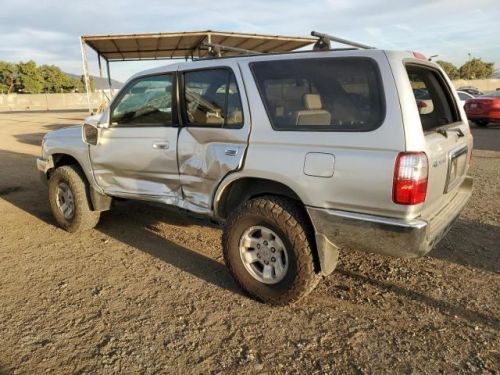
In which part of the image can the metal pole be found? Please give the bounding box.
[80,37,92,113]
[311,31,374,49]
[106,60,113,94]
[467,53,472,80]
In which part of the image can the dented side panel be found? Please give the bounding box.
[177,60,251,212]
[177,127,248,210]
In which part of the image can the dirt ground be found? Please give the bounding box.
[0,111,498,374]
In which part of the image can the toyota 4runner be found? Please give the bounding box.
[37,47,473,305]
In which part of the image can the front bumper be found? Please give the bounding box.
[307,177,473,259]
[36,157,50,183]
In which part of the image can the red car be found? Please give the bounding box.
[464,90,500,127]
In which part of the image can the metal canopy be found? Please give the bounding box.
[81,30,316,61]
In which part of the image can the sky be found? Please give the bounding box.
[1,0,499,82]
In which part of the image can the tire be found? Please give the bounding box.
[474,119,489,127]
[223,196,320,305]
[48,165,100,233]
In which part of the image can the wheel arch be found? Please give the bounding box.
[214,176,328,274]
[46,153,112,212]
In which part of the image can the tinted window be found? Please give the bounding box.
[111,75,173,126]
[251,58,384,131]
[407,65,459,130]
[183,69,243,128]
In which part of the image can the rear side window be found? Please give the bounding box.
[183,68,243,128]
[406,65,459,130]
[251,58,384,131]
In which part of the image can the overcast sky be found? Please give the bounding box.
[1,0,499,82]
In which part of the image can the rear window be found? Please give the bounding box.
[251,58,385,131]
[406,65,459,130]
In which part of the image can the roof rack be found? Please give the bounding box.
[311,31,375,50]
[200,42,264,58]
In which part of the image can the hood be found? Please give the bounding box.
[44,125,82,140]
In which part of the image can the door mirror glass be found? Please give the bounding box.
[83,123,99,145]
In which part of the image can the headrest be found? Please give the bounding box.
[304,94,322,110]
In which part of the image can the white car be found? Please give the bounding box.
[457,90,475,107]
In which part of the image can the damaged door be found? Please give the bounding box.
[89,73,181,202]
[177,63,250,213]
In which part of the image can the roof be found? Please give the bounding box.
[81,30,316,61]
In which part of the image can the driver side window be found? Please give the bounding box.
[111,74,173,127]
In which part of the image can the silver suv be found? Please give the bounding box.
[37,48,473,305]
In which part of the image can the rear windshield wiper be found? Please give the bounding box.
[434,127,464,138]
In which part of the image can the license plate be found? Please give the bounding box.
[470,103,478,108]
[445,146,468,193]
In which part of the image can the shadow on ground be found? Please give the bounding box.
[0,149,239,295]
[1,149,498,326]
[336,267,500,329]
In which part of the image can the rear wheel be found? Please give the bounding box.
[48,165,100,232]
[223,196,319,305]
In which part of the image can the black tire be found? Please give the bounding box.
[474,119,489,127]
[222,196,320,305]
[48,165,100,232]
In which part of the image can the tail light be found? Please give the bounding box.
[393,152,428,205]
[491,99,500,109]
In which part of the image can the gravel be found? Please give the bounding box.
[0,112,498,374]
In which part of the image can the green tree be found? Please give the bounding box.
[40,64,76,93]
[77,75,95,93]
[0,61,18,94]
[459,58,494,80]
[15,60,44,93]
[436,60,459,80]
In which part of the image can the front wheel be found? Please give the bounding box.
[48,165,100,232]
[222,196,319,305]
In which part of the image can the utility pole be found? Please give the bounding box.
[467,53,472,80]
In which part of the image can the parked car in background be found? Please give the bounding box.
[457,90,475,107]
[464,90,500,126]
[413,88,433,114]
[457,86,484,97]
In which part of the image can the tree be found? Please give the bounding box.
[40,64,75,93]
[15,60,44,93]
[0,61,18,94]
[436,60,459,80]
[459,58,494,80]
[77,75,95,93]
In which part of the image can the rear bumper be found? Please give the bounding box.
[307,177,473,259]
[466,111,500,122]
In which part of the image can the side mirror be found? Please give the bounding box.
[82,123,99,146]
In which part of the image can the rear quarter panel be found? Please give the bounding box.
[223,50,415,218]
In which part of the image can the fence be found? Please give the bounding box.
[0,91,114,112]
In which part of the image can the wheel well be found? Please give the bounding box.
[47,154,80,178]
[217,177,301,219]
[217,177,321,273]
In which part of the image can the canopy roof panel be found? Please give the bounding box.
[81,30,316,61]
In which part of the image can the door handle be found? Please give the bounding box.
[153,142,169,150]
[224,148,238,156]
